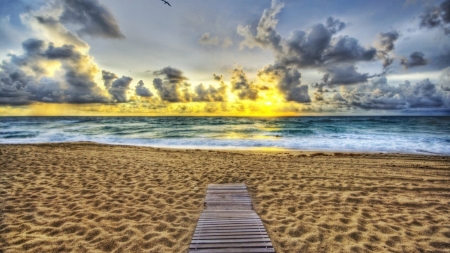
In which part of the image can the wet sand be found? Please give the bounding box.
[1,143,449,252]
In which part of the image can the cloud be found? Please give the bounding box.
[152,66,193,102]
[199,32,219,45]
[325,17,346,34]
[0,39,109,105]
[374,31,400,68]
[440,67,450,91]
[59,0,124,38]
[238,0,375,87]
[222,37,233,48]
[101,70,118,89]
[419,0,450,35]
[237,0,284,51]
[258,64,310,103]
[199,33,234,48]
[326,64,370,85]
[23,7,89,49]
[230,68,259,100]
[135,80,153,97]
[107,75,133,102]
[193,83,227,102]
[400,51,428,69]
[331,77,450,110]
[213,73,222,81]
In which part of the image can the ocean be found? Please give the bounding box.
[0,116,449,155]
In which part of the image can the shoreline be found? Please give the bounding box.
[1,143,449,252]
[1,141,449,157]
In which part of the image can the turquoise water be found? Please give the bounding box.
[0,116,449,155]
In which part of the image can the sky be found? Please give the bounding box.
[0,0,449,116]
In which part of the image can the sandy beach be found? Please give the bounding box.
[1,143,449,252]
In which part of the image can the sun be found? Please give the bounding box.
[265,101,273,106]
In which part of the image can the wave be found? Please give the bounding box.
[0,116,449,155]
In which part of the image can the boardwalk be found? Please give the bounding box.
[189,184,275,252]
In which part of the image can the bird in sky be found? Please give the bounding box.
[161,0,171,7]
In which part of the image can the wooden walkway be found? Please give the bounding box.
[189,183,275,252]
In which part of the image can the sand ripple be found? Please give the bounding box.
[1,143,449,252]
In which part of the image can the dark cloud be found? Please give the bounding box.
[101,70,118,89]
[259,64,311,103]
[375,31,400,68]
[400,51,428,69]
[153,66,188,84]
[375,31,399,52]
[60,0,124,38]
[193,83,227,102]
[238,0,375,89]
[442,0,450,23]
[419,0,450,35]
[135,80,153,97]
[237,0,284,51]
[326,65,370,85]
[0,39,110,105]
[331,77,450,110]
[152,67,193,102]
[31,14,89,48]
[213,73,223,81]
[0,0,126,106]
[43,43,79,59]
[230,68,259,100]
[420,6,442,28]
[440,67,450,91]
[325,17,346,34]
[107,76,132,102]
[323,36,377,64]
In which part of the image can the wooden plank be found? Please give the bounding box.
[190,183,274,252]
[194,225,266,231]
[197,221,263,225]
[196,225,264,228]
[198,219,262,223]
[193,235,270,240]
[208,183,246,186]
[194,231,267,236]
[190,248,275,253]
[190,242,274,249]
[197,221,262,224]
[191,238,272,244]
[194,228,267,233]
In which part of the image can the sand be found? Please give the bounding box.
[0,143,449,253]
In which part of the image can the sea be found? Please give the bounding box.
[0,116,449,155]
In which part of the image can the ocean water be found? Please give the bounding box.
[0,116,449,155]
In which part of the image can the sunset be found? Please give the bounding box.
[1,1,450,253]
[1,0,449,116]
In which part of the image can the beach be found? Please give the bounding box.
[1,143,449,252]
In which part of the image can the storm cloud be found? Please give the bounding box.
[106,75,133,103]
[238,0,376,87]
[0,39,109,105]
[59,0,124,38]
[135,80,153,97]
[400,51,428,69]
[193,83,227,102]
[419,0,450,35]
[152,67,193,102]
[230,68,259,100]
[331,77,450,110]
[374,31,400,68]
[258,64,311,103]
